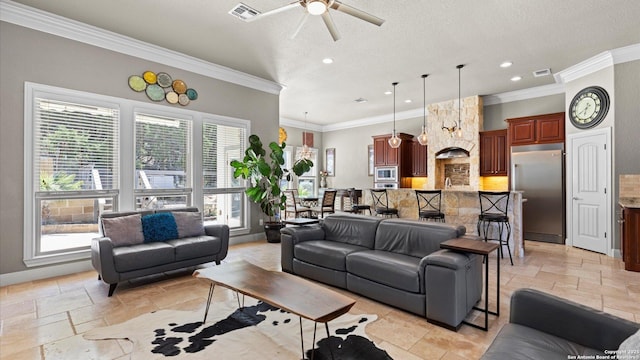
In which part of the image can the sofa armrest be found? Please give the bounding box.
[280,225,325,273]
[510,288,639,351]
[91,237,118,284]
[204,224,230,262]
[420,249,476,293]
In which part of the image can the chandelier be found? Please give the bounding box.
[299,111,312,160]
[388,82,402,148]
[416,74,429,145]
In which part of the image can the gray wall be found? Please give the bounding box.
[614,60,640,248]
[483,94,565,130]
[0,22,279,275]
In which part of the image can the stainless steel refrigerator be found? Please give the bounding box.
[511,143,565,244]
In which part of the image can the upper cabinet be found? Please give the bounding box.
[372,133,414,177]
[506,112,565,145]
[480,129,507,176]
[411,140,428,177]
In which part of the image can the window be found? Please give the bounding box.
[202,121,247,229]
[134,112,192,210]
[296,147,318,196]
[24,83,252,266]
[26,88,119,265]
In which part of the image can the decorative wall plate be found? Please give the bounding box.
[156,72,172,88]
[165,91,179,104]
[186,88,198,100]
[145,84,165,101]
[128,75,146,92]
[178,93,190,106]
[172,80,187,94]
[142,71,157,84]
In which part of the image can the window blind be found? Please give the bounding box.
[33,98,119,192]
[203,122,246,189]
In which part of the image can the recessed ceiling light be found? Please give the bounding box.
[511,76,522,82]
[322,58,333,64]
[404,99,412,103]
[500,61,513,68]
[384,91,392,95]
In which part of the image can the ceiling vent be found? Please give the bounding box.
[354,98,368,103]
[229,3,260,21]
[533,68,551,77]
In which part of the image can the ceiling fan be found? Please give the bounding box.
[246,0,385,41]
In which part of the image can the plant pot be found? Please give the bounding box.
[264,222,285,243]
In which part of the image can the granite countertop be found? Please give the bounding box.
[619,197,640,208]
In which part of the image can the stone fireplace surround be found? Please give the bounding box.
[425,95,483,190]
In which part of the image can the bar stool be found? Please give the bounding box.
[415,190,445,222]
[345,188,371,215]
[370,189,399,218]
[477,191,512,265]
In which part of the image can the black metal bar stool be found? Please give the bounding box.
[370,189,399,218]
[415,190,445,222]
[477,191,513,265]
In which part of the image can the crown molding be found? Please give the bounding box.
[611,43,640,64]
[0,0,283,95]
[280,117,324,132]
[482,83,565,106]
[553,51,614,84]
[321,108,423,132]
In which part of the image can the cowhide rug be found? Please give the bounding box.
[84,298,392,359]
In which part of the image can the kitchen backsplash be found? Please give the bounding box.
[620,174,640,198]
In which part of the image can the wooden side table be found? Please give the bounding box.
[440,237,499,331]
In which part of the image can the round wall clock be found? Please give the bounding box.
[569,86,610,129]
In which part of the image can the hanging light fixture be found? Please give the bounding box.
[442,64,465,137]
[388,82,402,149]
[299,112,312,160]
[416,74,429,146]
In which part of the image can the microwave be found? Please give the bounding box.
[375,166,398,182]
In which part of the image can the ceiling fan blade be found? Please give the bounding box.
[290,13,309,39]
[321,11,341,41]
[245,1,301,22]
[330,0,385,26]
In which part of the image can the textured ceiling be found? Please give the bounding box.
[10,0,640,126]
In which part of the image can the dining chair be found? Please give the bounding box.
[310,190,337,218]
[370,189,399,218]
[415,190,445,222]
[477,191,512,265]
[284,190,311,219]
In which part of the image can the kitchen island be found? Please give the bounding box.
[361,189,524,258]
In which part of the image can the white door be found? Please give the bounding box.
[568,129,610,254]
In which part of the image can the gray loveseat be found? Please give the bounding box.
[482,288,640,359]
[92,207,229,296]
[281,213,483,330]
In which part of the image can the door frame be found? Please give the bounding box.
[566,127,613,256]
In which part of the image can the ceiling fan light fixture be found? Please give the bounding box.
[307,0,328,15]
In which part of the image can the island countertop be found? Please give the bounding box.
[619,197,640,209]
[361,188,525,258]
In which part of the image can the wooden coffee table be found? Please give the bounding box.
[193,261,355,358]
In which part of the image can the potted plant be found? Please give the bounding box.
[231,134,313,242]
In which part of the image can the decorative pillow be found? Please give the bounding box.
[101,214,144,247]
[618,329,640,360]
[173,211,206,238]
[141,213,179,243]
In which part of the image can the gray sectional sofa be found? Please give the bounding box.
[482,288,640,359]
[91,207,229,296]
[281,213,483,330]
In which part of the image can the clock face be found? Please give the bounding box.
[569,86,610,129]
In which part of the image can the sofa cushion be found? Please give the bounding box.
[141,213,179,242]
[346,250,421,293]
[166,235,221,261]
[172,211,206,238]
[322,214,381,248]
[101,214,144,247]
[294,240,369,271]
[112,242,175,272]
[481,323,605,360]
[374,219,465,257]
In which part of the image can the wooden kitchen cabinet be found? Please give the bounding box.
[480,129,507,176]
[506,112,565,145]
[622,205,640,272]
[373,135,398,166]
[411,140,428,177]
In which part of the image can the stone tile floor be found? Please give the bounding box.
[1,240,639,359]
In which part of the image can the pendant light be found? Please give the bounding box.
[416,74,429,146]
[388,82,402,149]
[300,112,312,160]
